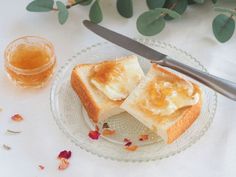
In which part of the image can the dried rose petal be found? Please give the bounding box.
[102,129,115,136]
[123,138,132,146]
[123,138,130,143]
[11,114,23,122]
[102,123,109,129]
[125,145,138,151]
[58,158,69,170]
[88,130,100,140]
[38,165,45,170]
[139,134,149,141]
[124,141,132,146]
[58,150,71,159]
[95,125,99,131]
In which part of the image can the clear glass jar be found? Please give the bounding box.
[4,36,56,88]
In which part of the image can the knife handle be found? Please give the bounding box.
[152,57,236,101]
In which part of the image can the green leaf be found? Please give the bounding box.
[56,1,69,25]
[117,0,133,18]
[26,0,54,12]
[89,0,103,23]
[212,14,235,42]
[136,10,165,36]
[193,0,205,3]
[214,6,236,16]
[76,0,93,6]
[147,0,166,9]
[164,0,188,20]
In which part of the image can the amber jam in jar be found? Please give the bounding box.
[4,36,56,88]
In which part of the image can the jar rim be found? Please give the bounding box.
[4,36,56,75]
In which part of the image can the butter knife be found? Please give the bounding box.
[83,20,236,101]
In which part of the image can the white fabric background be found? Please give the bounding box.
[0,1,236,177]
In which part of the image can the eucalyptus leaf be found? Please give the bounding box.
[76,0,93,6]
[26,0,54,12]
[188,0,196,5]
[214,6,236,16]
[89,0,103,23]
[212,14,235,42]
[137,10,165,36]
[164,0,188,20]
[117,0,133,18]
[56,1,69,25]
[147,0,166,9]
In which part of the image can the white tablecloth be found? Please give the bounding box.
[1,1,236,177]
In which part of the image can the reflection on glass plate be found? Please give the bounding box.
[50,39,217,162]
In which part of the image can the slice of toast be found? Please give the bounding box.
[121,64,202,144]
[71,55,144,123]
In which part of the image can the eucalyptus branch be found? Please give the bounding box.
[52,1,81,11]
[160,1,178,17]
[26,0,236,43]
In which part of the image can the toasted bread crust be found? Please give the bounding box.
[71,66,100,123]
[166,89,202,144]
[149,64,203,143]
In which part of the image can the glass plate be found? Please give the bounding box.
[50,38,217,162]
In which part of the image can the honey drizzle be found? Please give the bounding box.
[136,76,195,123]
[89,60,125,84]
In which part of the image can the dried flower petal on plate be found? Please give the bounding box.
[58,158,69,170]
[125,145,138,151]
[95,125,99,131]
[58,150,71,159]
[123,138,137,150]
[2,144,11,150]
[102,122,109,129]
[38,165,45,170]
[11,114,23,122]
[123,138,130,143]
[88,130,100,140]
[124,138,132,146]
[139,134,149,141]
[124,141,132,147]
[102,129,116,136]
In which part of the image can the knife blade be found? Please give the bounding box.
[83,20,236,101]
[83,20,166,61]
